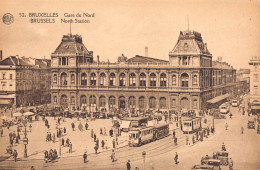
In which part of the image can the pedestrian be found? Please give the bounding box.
[96,138,99,148]
[174,152,178,164]
[222,142,226,151]
[85,123,88,130]
[241,126,244,134]
[52,133,56,143]
[10,138,13,147]
[111,149,116,162]
[225,123,228,130]
[57,130,59,138]
[15,136,19,144]
[31,166,35,170]
[229,158,233,170]
[13,150,18,162]
[174,137,178,145]
[192,135,195,144]
[110,128,113,137]
[83,152,87,163]
[173,130,175,138]
[62,138,65,146]
[64,127,66,134]
[127,160,131,170]
[186,136,189,145]
[101,140,105,148]
[100,128,103,135]
[116,135,118,145]
[69,142,72,153]
[1,128,3,137]
[104,127,107,136]
[94,144,98,154]
[71,122,75,131]
[94,133,96,142]
[113,139,116,148]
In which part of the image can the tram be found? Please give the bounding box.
[128,123,169,147]
[181,116,202,134]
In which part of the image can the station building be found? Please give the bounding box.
[50,30,238,113]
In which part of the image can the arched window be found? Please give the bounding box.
[150,73,156,87]
[138,96,145,109]
[193,99,198,109]
[81,73,87,85]
[139,73,146,86]
[99,96,106,107]
[129,73,136,86]
[129,96,136,109]
[61,73,67,86]
[109,96,116,108]
[172,99,176,107]
[181,73,189,87]
[71,74,75,84]
[90,73,96,86]
[60,94,68,108]
[172,75,176,85]
[80,95,87,106]
[100,73,106,86]
[159,97,167,109]
[53,74,57,84]
[119,96,126,109]
[160,73,167,87]
[149,97,156,109]
[109,73,116,86]
[119,73,126,86]
[53,96,57,105]
[193,75,198,85]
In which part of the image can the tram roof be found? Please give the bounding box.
[122,117,149,121]
[182,116,201,121]
[152,123,169,128]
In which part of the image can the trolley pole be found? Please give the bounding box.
[142,151,146,170]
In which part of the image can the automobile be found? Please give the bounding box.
[219,104,230,114]
[201,159,221,170]
[231,100,240,107]
[212,109,226,119]
[214,151,229,166]
[192,164,214,170]
[257,124,260,134]
[247,120,255,129]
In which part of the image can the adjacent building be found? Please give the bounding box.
[50,31,239,113]
[249,56,260,106]
[0,56,51,107]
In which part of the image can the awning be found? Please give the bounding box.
[251,105,260,110]
[207,94,230,104]
[120,121,131,129]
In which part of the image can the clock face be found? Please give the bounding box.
[184,42,189,48]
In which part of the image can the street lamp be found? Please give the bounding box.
[23,127,28,158]
[142,151,146,170]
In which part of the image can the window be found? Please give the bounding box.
[90,73,96,86]
[129,73,136,86]
[100,73,106,86]
[150,73,156,87]
[172,75,177,85]
[62,57,67,65]
[2,74,6,79]
[10,74,13,80]
[99,96,106,107]
[138,96,145,109]
[119,73,126,86]
[181,73,189,87]
[129,96,136,109]
[193,99,198,109]
[159,97,167,109]
[81,73,87,85]
[80,95,87,106]
[139,73,146,86]
[71,74,75,84]
[193,75,198,85]
[182,56,188,65]
[53,74,57,84]
[172,99,176,107]
[109,96,116,108]
[109,73,116,86]
[254,74,259,82]
[54,96,57,105]
[253,86,258,95]
[160,73,167,87]
[149,97,156,109]
[61,73,67,86]
[71,96,75,104]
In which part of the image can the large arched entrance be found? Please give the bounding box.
[119,96,126,109]
[60,95,68,109]
[180,97,189,110]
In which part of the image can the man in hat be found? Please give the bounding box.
[13,150,18,162]
[174,152,178,164]
[83,152,87,163]
[127,160,131,170]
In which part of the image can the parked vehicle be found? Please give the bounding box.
[214,151,229,166]
[212,109,226,119]
[201,159,221,170]
[247,120,255,129]
[181,116,202,134]
[231,100,240,107]
[192,164,214,170]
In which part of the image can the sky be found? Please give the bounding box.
[0,0,260,69]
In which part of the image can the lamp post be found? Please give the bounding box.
[23,127,28,158]
[142,151,146,170]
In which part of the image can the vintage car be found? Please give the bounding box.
[247,120,255,129]
[214,151,229,166]
[202,159,221,170]
[192,164,214,170]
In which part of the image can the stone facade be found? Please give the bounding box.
[51,31,238,112]
[249,56,260,104]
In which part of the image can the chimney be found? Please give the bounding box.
[217,56,222,62]
[97,55,100,63]
[0,50,2,61]
[204,43,207,52]
[16,55,20,65]
[145,46,148,57]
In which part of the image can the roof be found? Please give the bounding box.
[52,34,92,56]
[122,117,149,121]
[127,55,168,63]
[0,56,51,68]
[0,56,30,66]
[170,30,211,56]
